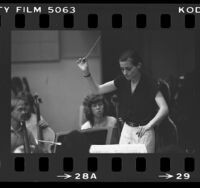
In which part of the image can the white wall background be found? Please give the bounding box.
[11,31,102,133]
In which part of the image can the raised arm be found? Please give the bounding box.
[77,57,117,94]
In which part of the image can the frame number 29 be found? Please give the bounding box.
[176,173,190,180]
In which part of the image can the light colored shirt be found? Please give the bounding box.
[11,126,36,153]
[81,116,117,130]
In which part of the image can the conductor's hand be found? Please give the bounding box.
[136,125,151,138]
[76,57,90,76]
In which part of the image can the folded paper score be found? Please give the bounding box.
[89,144,147,154]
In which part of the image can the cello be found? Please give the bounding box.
[13,117,36,154]
[33,94,55,153]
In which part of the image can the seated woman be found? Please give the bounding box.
[81,94,117,130]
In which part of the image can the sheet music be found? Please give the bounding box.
[89,144,147,154]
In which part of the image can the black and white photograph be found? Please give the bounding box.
[10,30,200,155]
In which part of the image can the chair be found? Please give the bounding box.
[155,79,180,153]
[168,116,179,145]
[155,116,179,153]
[157,78,171,108]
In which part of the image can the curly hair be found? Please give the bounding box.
[83,94,109,127]
[11,96,26,112]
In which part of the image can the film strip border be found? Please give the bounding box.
[0,4,200,182]
[14,156,195,173]
[0,4,200,29]
[0,13,199,29]
[0,154,199,181]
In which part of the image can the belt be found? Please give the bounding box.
[126,121,140,127]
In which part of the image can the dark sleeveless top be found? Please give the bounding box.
[114,74,159,125]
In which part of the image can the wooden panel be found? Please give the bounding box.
[11,31,60,63]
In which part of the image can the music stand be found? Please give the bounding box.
[54,128,110,155]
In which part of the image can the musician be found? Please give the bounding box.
[77,49,169,153]
[11,97,37,153]
[81,94,117,130]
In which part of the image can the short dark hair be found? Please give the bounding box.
[83,94,108,127]
[119,50,142,66]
